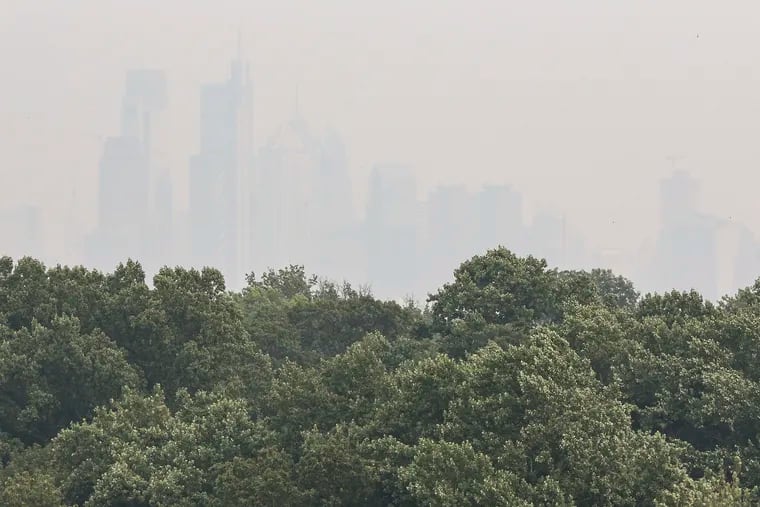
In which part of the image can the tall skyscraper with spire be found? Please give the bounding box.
[189,50,253,288]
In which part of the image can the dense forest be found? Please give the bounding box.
[2,247,760,505]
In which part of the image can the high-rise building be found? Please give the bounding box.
[87,70,166,272]
[650,171,718,299]
[252,115,356,281]
[660,170,699,228]
[526,211,587,269]
[121,69,168,160]
[189,56,253,288]
[253,114,321,272]
[423,185,474,288]
[712,221,760,297]
[474,184,525,255]
[364,165,421,299]
[313,128,356,277]
[145,169,174,274]
[733,226,760,292]
[527,212,563,266]
[318,129,354,227]
[88,136,150,266]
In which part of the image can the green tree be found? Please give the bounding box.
[429,248,557,330]
[370,353,463,444]
[442,330,687,504]
[0,316,141,443]
[399,439,530,506]
[0,471,65,507]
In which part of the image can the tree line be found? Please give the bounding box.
[1,247,759,505]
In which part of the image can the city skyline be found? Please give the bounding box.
[3,55,760,301]
[7,3,760,251]
[6,0,760,300]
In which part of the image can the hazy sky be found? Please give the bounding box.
[3,0,760,261]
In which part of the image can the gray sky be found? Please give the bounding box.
[3,0,760,264]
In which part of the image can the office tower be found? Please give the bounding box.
[314,129,356,273]
[318,129,354,226]
[424,185,474,289]
[252,115,356,281]
[121,70,168,162]
[650,171,718,299]
[713,221,760,296]
[189,55,252,289]
[253,113,321,272]
[733,226,760,292]
[474,184,525,255]
[89,136,150,267]
[146,169,174,274]
[0,205,41,259]
[527,212,561,265]
[527,211,587,269]
[87,69,167,272]
[563,221,589,269]
[633,238,657,295]
[660,170,699,228]
[364,165,421,299]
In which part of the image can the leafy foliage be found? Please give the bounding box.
[2,249,760,504]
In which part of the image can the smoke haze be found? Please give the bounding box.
[3,0,760,299]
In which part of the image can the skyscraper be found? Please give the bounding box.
[423,184,474,288]
[87,70,166,272]
[526,211,588,269]
[252,115,355,281]
[650,171,718,299]
[189,55,253,288]
[313,128,356,277]
[364,165,421,299]
[660,170,699,228]
[474,184,525,255]
[121,69,168,161]
[733,226,760,292]
[527,212,563,266]
[253,113,321,272]
[712,221,760,297]
[147,169,174,272]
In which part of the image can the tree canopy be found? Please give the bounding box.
[1,247,759,505]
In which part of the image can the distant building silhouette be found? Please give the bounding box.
[474,184,525,255]
[660,170,699,229]
[189,56,253,288]
[312,128,357,279]
[526,211,587,269]
[89,136,149,261]
[364,165,421,299]
[713,221,760,297]
[733,226,760,292]
[76,64,758,302]
[121,69,168,159]
[527,212,562,266]
[422,185,475,289]
[251,114,356,281]
[650,170,719,299]
[148,169,174,272]
[87,70,166,272]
